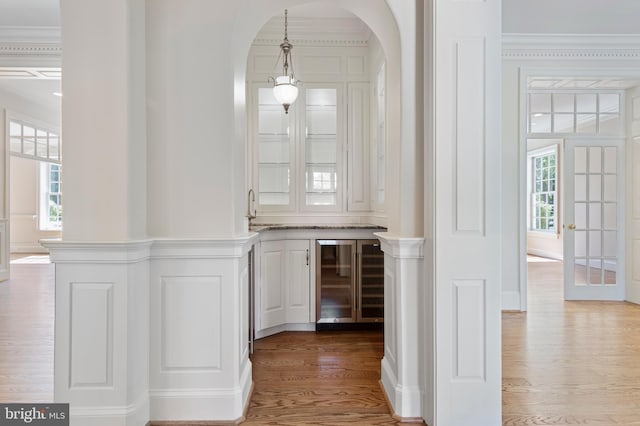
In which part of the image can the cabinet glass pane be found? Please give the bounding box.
[259,136,290,164]
[258,164,289,205]
[306,88,337,206]
[258,88,291,206]
[318,243,354,321]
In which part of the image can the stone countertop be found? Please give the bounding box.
[249,224,387,232]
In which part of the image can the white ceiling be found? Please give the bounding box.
[0,0,60,27]
[0,77,60,112]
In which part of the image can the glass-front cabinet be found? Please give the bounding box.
[316,239,384,324]
[251,83,347,214]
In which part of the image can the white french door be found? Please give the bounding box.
[564,139,625,300]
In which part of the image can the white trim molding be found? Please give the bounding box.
[503,34,640,60]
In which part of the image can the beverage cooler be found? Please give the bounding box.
[316,239,384,324]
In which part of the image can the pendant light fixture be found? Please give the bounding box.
[269,9,299,114]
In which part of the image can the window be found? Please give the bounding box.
[528,92,623,135]
[529,149,557,232]
[9,119,61,161]
[40,162,63,230]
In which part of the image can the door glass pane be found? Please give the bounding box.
[575,231,587,257]
[604,260,616,285]
[589,230,602,257]
[603,147,617,173]
[575,261,587,285]
[574,147,587,173]
[588,175,601,201]
[589,259,603,285]
[575,203,586,229]
[603,231,617,257]
[589,147,602,173]
[574,175,587,200]
[603,175,617,202]
[588,203,601,229]
[603,203,617,229]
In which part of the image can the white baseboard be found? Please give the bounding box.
[69,393,149,426]
[527,248,562,261]
[149,386,247,422]
[255,322,315,339]
[502,290,522,311]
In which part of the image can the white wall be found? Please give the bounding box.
[627,85,640,304]
[503,0,640,35]
[502,35,640,310]
[9,156,61,252]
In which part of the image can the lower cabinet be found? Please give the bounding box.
[259,239,310,331]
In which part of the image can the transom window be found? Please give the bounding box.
[9,119,61,162]
[528,92,623,135]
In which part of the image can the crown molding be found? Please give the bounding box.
[503,34,640,60]
[0,43,61,56]
[0,26,60,43]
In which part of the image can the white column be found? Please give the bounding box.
[43,241,152,426]
[424,0,503,425]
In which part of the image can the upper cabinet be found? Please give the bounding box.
[248,41,383,218]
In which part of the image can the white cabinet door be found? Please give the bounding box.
[347,82,370,212]
[285,240,310,323]
[260,240,286,329]
[259,239,311,331]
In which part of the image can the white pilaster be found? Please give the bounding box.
[42,240,152,426]
[148,236,258,422]
[375,232,424,419]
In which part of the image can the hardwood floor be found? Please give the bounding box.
[244,330,421,425]
[0,256,54,402]
[3,255,640,425]
[503,259,640,425]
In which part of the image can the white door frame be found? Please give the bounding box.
[518,66,640,310]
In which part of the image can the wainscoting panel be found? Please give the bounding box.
[69,282,113,387]
[453,37,486,234]
[161,276,222,370]
[452,279,486,381]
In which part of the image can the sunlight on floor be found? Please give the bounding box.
[526,254,560,263]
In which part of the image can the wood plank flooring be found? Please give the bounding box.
[244,330,422,425]
[503,259,640,425]
[3,255,640,425]
[0,257,54,402]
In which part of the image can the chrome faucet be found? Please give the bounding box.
[247,189,256,221]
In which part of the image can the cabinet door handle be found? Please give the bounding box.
[306,249,309,266]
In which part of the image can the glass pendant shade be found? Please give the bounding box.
[273,75,299,108]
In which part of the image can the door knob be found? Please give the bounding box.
[568,224,576,230]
